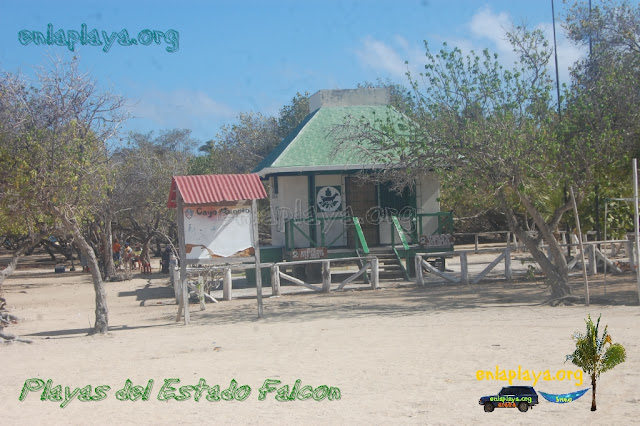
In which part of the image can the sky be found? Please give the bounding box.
[0,0,597,144]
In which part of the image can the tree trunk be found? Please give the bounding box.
[142,238,152,266]
[100,216,117,279]
[56,207,109,334]
[591,374,597,411]
[0,235,43,294]
[498,190,572,299]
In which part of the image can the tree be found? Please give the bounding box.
[563,0,640,236]
[191,92,310,175]
[337,26,629,302]
[566,314,626,411]
[0,57,128,334]
[112,129,195,263]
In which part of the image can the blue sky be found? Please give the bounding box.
[0,0,596,144]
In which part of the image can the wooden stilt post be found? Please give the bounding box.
[252,199,263,319]
[460,252,469,285]
[587,244,596,276]
[370,257,379,289]
[170,255,179,303]
[198,275,205,310]
[271,264,281,296]
[223,268,232,301]
[633,158,640,304]
[415,255,424,286]
[570,186,589,306]
[322,260,331,293]
[177,194,190,324]
[505,246,512,281]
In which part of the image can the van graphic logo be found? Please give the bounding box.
[316,186,342,212]
[184,208,194,219]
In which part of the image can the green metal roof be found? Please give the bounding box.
[254,105,409,176]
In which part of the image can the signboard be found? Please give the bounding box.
[419,234,453,247]
[316,186,342,212]
[289,247,328,260]
[183,205,253,259]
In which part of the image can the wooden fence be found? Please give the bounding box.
[414,240,632,286]
[271,257,379,296]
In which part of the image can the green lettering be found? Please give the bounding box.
[138,29,153,45]
[77,385,92,402]
[235,385,251,401]
[101,31,117,53]
[258,379,280,401]
[298,385,313,400]
[92,385,110,401]
[18,30,32,45]
[164,29,179,52]
[275,385,289,402]
[32,31,46,45]
[157,378,180,401]
[116,29,135,46]
[115,379,132,401]
[192,379,209,402]
[312,385,329,401]
[19,378,44,401]
[60,386,81,408]
[52,29,67,46]
[66,30,80,51]
[220,379,237,401]
[205,385,220,402]
[327,387,341,401]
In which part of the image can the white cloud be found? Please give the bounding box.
[356,36,420,79]
[133,89,236,124]
[469,7,513,54]
[355,7,586,86]
[126,89,237,141]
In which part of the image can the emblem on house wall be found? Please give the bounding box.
[316,186,342,212]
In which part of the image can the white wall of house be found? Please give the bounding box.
[269,172,442,248]
[269,175,310,247]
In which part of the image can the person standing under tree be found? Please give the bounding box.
[112,239,121,269]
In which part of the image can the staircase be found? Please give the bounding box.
[367,247,407,280]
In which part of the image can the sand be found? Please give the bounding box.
[1,256,639,425]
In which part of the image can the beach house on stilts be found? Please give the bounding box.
[253,88,453,281]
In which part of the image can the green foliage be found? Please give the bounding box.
[0,58,125,233]
[566,314,626,376]
[190,92,310,175]
[111,129,193,244]
[566,314,626,410]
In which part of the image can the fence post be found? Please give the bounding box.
[587,244,596,276]
[196,275,205,310]
[370,257,379,289]
[415,255,424,286]
[460,252,469,285]
[322,260,331,293]
[474,234,479,252]
[505,246,512,281]
[222,268,232,301]
[170,255,179,303]
[271,264,281,296]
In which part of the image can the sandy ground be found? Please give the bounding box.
[1,254,640,425]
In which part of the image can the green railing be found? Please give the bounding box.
[416,212,454,237]
[285,216,369,254]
